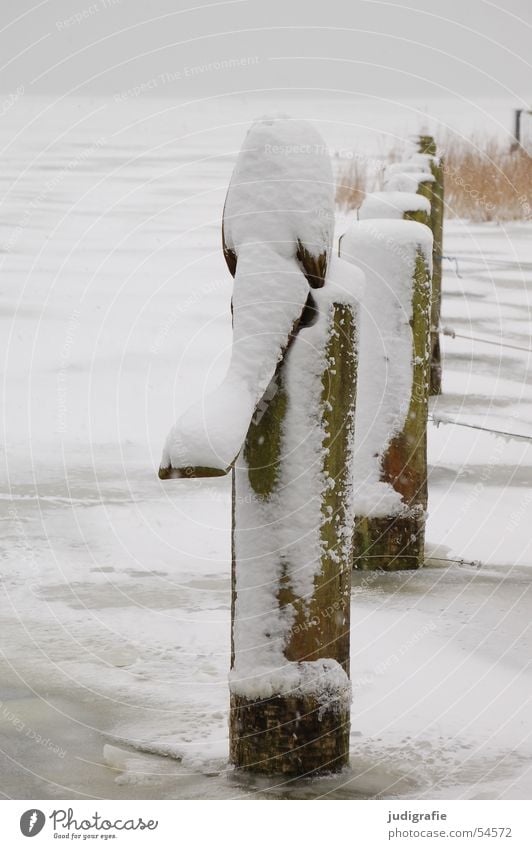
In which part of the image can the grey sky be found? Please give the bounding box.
[1,0,530,101]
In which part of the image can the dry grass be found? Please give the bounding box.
[335,148,400,211]
[335,135,531,222]
[441,135,532,222]
[335,157,371,210]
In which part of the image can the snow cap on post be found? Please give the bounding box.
[339,219,432,570]
[359,191,431,222]
[414,135,445,397]
[385,160,432,177]
[159,117,335,479]
[222,115,335,287]
[384,170,435,194]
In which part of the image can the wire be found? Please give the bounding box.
[355,554,482,568]
[439,254,462,277]
[428,556,482,568]
[448,255,532,270]
[429,414,532,442]
[439,253,532,278]
[442,326,532,354]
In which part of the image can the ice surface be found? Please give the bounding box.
[1,96,532,799]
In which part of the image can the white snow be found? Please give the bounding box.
[386,160,431,177]
[231,261,362,695]
[410,152,441,170]
[160,117,335,475]
[325,253,367,303]
[222,115,334,261]
[160,245,310,473]
[384,170,435,193]
[1,94,532,799]
[359,191,431,221]
[340,219,433,516]
[230,658,351,705]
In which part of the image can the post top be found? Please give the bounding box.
[339,218,433,282]
[384,171,435,193]
[359,191,431,221]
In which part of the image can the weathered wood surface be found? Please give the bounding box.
[417,135,444,396]
[230,691,350,776]
[230,297,358,774]
[354,248,431,571]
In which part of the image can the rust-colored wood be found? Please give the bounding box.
[353,248,431,571]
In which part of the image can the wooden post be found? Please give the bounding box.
[339,220,432,571]
[230,270,360,775]
[160,117,362,776]
[416,135,444,396]
[384,169,435,208]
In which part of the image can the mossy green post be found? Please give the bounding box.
[418,135,444,396]
[403,208,430,227]
[353,231,431,572]
[230,300,358,776]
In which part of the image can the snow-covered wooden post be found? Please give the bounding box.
[387,141,445,395]
[414,135,444,396]
[358,190,430,227]
[339,219,432,571]
[229,265,360,774]
[384,167,435,211]
[160,117,362,775]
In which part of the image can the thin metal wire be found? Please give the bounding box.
[356,554,482,567]
[429,415,532,442]
[439,253,532,277]
[442,327,532,354]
